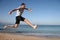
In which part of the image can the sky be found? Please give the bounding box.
[0,0,60,25]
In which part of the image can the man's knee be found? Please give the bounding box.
[14,24,18,28]
[24,18,27,21]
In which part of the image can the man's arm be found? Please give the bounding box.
[8,7,20,14]
[24,8,32,12]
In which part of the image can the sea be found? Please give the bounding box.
[0,23,60,37]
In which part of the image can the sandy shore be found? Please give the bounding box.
[0,33,60,40]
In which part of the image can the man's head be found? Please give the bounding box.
[21,3,25,5]
[20,3,26,8]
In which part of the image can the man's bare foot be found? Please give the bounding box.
[3,25,13,29]
[32,25,37,29]
[4,25,8,29]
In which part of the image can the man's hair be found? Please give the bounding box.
[21,3,25,5]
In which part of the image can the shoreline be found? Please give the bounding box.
[0,30,60,37]
[0,33,60,40]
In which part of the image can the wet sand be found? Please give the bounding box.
[0,33,60,40]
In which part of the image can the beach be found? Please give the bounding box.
[0,33,60,40]
[0,25,60,40]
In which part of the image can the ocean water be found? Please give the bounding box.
[0,24,60,37]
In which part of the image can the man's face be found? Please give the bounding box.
[21,5,25,8]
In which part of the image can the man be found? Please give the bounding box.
[4,3,37,29]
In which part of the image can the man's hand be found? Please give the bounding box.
[8,11,12,14]
[28,8,32,12]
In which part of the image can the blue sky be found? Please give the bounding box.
[0,0,60,25]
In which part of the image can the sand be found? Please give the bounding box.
[0,33,60,40]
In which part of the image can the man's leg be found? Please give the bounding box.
[4,24,18,28]
[13,16,20,28]
[4,16,20,28]
[24,18,37,29]
[12,24,18,28]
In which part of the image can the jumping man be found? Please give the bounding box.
[4,3,37,29]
